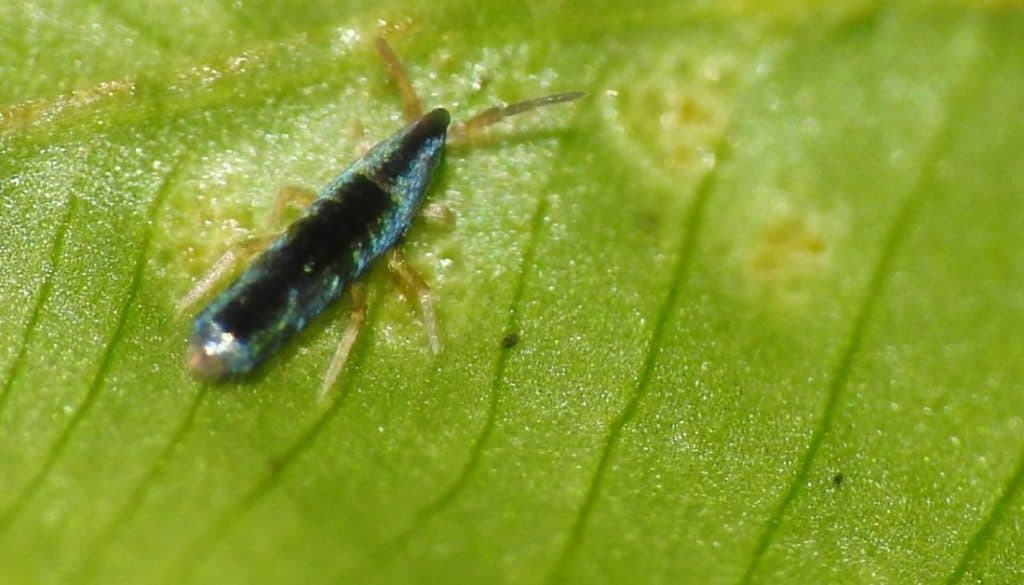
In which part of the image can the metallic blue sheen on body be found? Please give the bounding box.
[188,108,450,380]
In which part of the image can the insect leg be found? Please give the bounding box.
[448,91,586,145]
[179,185,317,314]
[319,282,369,401]
[387,250,441,355]
[375,37,424,122]
[420,202,456,228]
[264,185,316,230]
[177,236,272,313]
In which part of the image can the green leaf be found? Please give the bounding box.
[1,2,1023,584]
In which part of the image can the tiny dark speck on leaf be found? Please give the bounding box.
[501,332,520,349]
[833,472,844,488]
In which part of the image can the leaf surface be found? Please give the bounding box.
[1,2,1022,584]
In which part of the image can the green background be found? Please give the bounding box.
[1,1,1022,583]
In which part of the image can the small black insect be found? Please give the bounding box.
[182,38,583,396]
[500,332,520,349]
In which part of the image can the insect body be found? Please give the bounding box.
[188,108,450,380]
[184,38,582,393]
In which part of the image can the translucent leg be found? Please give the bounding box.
[387,250,441,355]
[375,37,424,122]
[319,283,368,401]
[420,202,456,228]
[176,236,271,313]
[179,186,316,313]
[265,185,315,230]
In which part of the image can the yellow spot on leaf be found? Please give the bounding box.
[745,215,829,306]
[605,48,737,186]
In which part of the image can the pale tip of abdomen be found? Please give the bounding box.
[186,320,250,382]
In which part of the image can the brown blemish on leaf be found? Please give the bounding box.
[745,215,828,305]
[657,90,726,170]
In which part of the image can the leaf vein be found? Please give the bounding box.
[169,302,380,583]
[737,22,987,583]
[544,138,725,584]
[342,173,556,579]
[0,163,178,532]
[407,194,550,528]
[0,197,76,417]
[72,387,208,581]
[946,451,1024,584]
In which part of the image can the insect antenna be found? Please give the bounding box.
[449,91,585,144]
